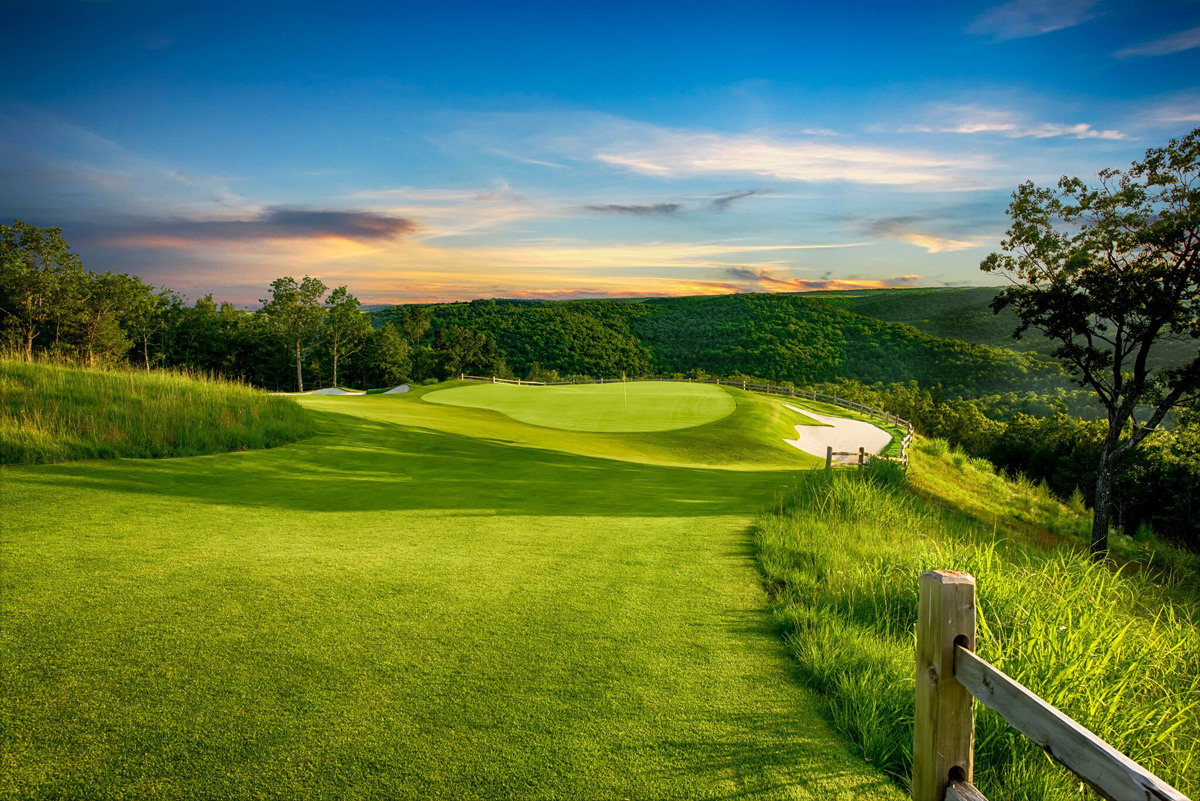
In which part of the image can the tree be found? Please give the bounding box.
[125,286,177,372]
[0,221,84,361]
[981,128,1200,558]
[259,276,327,392]
[432,325,507,378]
[75,271,141,367]
[322,286,371,388]
[397,306,431,380]
[365,322,412,387]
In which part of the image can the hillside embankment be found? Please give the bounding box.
[0,358,314,464]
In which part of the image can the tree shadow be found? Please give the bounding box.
[11,410,799,518]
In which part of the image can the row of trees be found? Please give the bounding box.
[0,221,511,390]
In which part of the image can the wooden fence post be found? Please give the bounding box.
[858,447,864,467]
[914,571,977,801]
[825,446,832,470]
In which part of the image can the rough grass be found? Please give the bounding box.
[0,358,314,464]
[1,384,900,799]
[755,450,1200,800]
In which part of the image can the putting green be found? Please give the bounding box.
[423,380,736,432]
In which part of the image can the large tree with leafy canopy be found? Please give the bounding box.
[981,128,1200,558]
[322,286,371,388]
[259,276,327,392]
[0,221,84,361]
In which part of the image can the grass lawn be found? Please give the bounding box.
[424,380,737,432]
[0,383,899,798]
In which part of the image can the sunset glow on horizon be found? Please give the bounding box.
[3,1,1198,305]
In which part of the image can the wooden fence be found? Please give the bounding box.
[459,374,915,465]
[914,570,1190,801]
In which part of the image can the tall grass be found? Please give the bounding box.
[756,460,1199,800]
[0,357,315,464]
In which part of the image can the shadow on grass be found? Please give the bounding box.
[8,409,801,518]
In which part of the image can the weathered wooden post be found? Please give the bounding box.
[913,571,976,801]
[858,447,865,467]
[825,446,832,470]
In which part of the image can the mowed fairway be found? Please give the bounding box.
[425,380,737,432]
[1,384,900,799]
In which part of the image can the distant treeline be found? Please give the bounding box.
[1,220,1070,398]
[373,293,1077,402]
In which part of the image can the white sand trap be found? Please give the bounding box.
[782,404,892,461]
[382,384,410,394]
[305,387,366,395]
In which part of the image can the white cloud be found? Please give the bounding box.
[902,105,1125,140]
[896,233,980,253]
[1115,26,1200,59]
[590,128,983,187]
[968,0,1099,41]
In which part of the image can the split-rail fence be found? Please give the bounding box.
[915,570,1190,801]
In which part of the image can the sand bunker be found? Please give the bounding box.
[383,384,410,394]
[782,404,892,461]
[304,387,366,396]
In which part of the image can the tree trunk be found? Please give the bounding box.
[23,328,34,362]
[332,351,339,388]
[1090,450,1115,560]
[295,336,303,392]
[143,335,151,372]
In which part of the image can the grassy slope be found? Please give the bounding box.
[0,384,899,798]
[0,358,314,464]
[755,447,1199,800]
[423,380,737,432]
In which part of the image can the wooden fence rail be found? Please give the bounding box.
[459,374,916,465]
[914,570,1190,801]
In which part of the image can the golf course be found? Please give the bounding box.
[1,379,903,799]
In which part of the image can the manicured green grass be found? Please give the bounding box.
[0,358,314,464]
[1,382,898,798]
[755,448,1199,800]
[424,380,737,432]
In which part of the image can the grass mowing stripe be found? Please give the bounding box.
[1,386,899,798]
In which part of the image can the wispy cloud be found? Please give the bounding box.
[724,267,920,291]
[709,190,760,211]
[489,148,568,169]
[585,202,681,215]
[902,105,1125,140]
[858,215,984,253]
[1115,26,1200,59]
[592,128,980,186]
[346,183,551,239]
[967,0,1099,41]
[104,208,417,249]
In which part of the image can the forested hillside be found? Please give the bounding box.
[822,286,1200,371]
[371,293,1065,399]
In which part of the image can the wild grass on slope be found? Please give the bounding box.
[0,358,314,464]
[755,460,1199,800]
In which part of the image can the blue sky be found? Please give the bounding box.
[3,0,1199,304]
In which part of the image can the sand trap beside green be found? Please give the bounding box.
[423,381,736,432]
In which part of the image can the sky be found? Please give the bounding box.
[2,0,1199,305]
